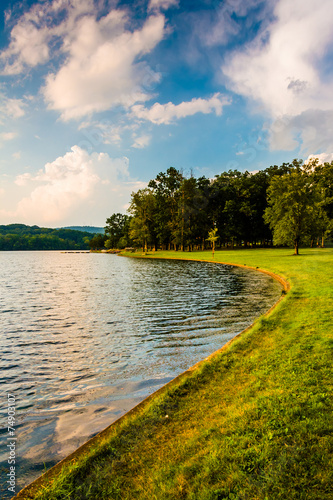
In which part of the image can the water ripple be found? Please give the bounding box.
[0,251,281,497]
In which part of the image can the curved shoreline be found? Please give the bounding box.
[14,257,290,499]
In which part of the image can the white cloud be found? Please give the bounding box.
[1,146,146,225]
[132,134,151,149]
[148,0,179,12]
[78,120,132,146]
[131,93,231,124]
[0,0,95,75]
[12,151,21,160]
[0,131,17,148]
[0,23,50,75]
[192,0,269,48]
[269,110,333,154]
[222,0,333,152]
[15,146,100,221]
[305,153,333,165]
[0,95,26,119]
[1,1,166,121]
[15,172,31,186]
[1,132,17,141]
[43,10,165,120]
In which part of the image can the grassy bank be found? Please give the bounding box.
[17,249,333,499]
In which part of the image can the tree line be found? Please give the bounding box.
[0,225,93,251]
[94,159,333,255]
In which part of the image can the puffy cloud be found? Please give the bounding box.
[131,93,231,124]
[43,11,165,120]
[3,146,146,225]
[0,0,95,75]
[148,0,179,12]
[223,0,333,117]
[15,172,32,186]
[1,0,166,121]
[15,146,100,222]
[305,153,333,165]
[222,0,333,151]
[269,110,333,154]
[0,22,50,75]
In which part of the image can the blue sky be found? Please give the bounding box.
[0,0,333,227]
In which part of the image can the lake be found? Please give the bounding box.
[0,251,282,497]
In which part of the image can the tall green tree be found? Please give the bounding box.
[173,176,198,251]
[312,159,333,245]
[264,161,323,255]
[104,213,131,249]
[128,188,156,252]
[148,167,183,249]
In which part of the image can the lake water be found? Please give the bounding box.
[0,251,282,497]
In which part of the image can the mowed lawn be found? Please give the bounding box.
[21,248,333,500]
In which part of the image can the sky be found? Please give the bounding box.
[0,0,333,227]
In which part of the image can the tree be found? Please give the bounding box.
[104,213,131,249]
[89,234,106,250]
[264,161,323,255]
[172,176,198,251]
[206,227,219,258]
[148,167,183,249]
[312,159,333,245]
[129,217,150,253]
[128,188,156,252]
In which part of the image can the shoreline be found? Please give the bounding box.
[13,252,289,499]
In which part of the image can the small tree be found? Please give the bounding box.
[207,227,219,258]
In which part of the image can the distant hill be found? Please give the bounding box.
[61,226,104,234]
[0,224,94,251]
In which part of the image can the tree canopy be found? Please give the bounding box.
[264,160,328,254]
[99,159,333,254]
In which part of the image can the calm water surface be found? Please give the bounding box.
[0,251,282,496]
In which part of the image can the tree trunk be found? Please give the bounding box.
[294,238,299,255]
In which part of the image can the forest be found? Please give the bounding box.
[93,158,333,255]
[0,224,93,250]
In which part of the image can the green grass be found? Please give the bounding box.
[19,248,333,500]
